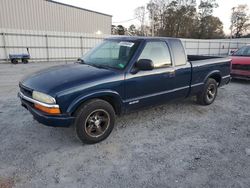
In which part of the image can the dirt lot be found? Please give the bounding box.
[0,62,249,188]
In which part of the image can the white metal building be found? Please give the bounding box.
[0,0,112,62]
[0,0,112,34]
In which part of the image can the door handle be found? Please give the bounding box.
[163,69,175,78]
[166,69,175,74]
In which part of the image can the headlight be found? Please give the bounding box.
[32,91,56,104]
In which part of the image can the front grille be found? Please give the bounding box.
[232,64,250,71]
[19,83,33,98]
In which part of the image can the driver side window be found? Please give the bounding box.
[138,41,172,68]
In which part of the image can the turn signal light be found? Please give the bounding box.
[34,104,61,114]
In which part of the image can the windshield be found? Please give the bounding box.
[81,40,140,70]
[233,46,250,57]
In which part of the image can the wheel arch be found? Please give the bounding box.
[68,90,123,116]
[204,71,222,86]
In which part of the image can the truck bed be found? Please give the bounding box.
[187,55,231,95]
[187,55,222,61]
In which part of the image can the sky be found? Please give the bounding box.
[55,0,250,35]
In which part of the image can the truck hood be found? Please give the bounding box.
[21,63,118,96]
[230,56,250,65]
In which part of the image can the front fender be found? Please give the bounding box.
[66,90,124,115]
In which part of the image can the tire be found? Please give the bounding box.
[22,58,28,64]
[11,59,18,64]
[197,78,218,105]
[74,99,115,144]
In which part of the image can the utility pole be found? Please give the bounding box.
[149,3,157,37]
[151,10,155,37]
[141,7,145,36]
[230,7,236,39]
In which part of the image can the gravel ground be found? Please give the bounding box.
[0,62,249,188]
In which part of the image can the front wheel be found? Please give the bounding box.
[74,99,115,144]
[197,78,218,105]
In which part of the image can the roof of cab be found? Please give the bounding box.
[106,36,178,41]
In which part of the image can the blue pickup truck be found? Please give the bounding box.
[19,37,231,144]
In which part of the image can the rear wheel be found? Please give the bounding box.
[22,58,28,64]
[11,59,18,64]
[74,99,115,144]
[197,78,218,105]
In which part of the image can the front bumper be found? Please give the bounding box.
[18,92,75,127]
[231,69,250,80]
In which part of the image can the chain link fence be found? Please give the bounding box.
[181,38,249,56]
[0,30,249,63]
[0,30,106,63]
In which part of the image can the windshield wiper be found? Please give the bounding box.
[90,64,109,69]
[91,63,120,70]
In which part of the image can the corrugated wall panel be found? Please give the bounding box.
[0,0,112,34]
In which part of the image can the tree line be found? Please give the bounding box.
[112,0,250,39]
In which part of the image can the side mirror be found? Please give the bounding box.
[229,49,237,55]
[76,58,84,64]
[136,59,154,71]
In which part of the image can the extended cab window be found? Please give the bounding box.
[169,39,186,66]
[138,41,172,68]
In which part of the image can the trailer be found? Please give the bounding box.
[9,48,30,64]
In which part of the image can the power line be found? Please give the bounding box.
[113,17,139,24]
[113,11,149,24]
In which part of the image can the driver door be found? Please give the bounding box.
[124,41,177,111]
